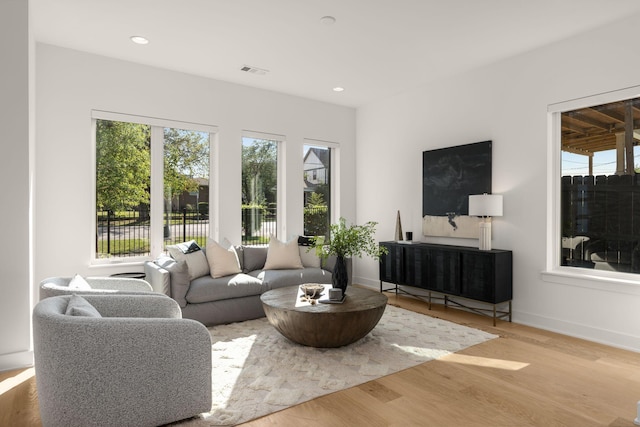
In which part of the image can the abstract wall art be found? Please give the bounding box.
[422,140,492,238]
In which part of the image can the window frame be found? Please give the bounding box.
[302,139,340,235]
[241,130,285,241]
[91,110,218,265]
[544,86,640,293]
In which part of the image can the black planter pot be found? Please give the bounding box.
[332,255,349,294]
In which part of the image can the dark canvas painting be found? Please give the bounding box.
[422,141,492,237]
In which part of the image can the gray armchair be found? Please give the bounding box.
[39,276,155,300]
[33,294,212,427]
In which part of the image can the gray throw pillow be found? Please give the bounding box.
[65,294,102,317]
[242,246,268,272]
[299,246,321,268]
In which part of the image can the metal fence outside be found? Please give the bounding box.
[97,204,325,256]
[97,208,210,258]
[241,206,277,245]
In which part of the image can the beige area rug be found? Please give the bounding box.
[178,304,497,426]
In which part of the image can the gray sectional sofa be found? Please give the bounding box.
[144,243,347,326]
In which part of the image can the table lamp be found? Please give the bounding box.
[468,193,503,251]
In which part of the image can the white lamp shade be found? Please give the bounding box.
[468,194,503,217]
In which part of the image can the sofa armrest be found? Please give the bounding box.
[144,260,172,296]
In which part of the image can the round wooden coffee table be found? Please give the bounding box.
[260,285,388,348]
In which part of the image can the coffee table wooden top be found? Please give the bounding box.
[260,285,388,348]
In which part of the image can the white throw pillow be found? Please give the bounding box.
[166,240,210,280]
[264,236,304,270]
[206,239,242,278]
[299,246,321,268]
[68,274,91,290]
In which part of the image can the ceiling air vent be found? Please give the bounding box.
[240,65,269,75]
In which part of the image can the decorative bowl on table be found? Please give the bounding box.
[300,283,325,299]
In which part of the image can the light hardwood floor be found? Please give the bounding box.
[2,292,640,426]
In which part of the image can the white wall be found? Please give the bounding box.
[0,0,35,371]
[34,44,355,283]
[355,13,640,352]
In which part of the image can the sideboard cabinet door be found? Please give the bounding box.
[404,244,429,289]
[425,246,460,295]
[380,242,404,284]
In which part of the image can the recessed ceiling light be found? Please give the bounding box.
[320,16,336,25]
[130,36,149,45]
[333,87,345,92]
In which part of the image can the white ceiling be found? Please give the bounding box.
[31,0,640,108]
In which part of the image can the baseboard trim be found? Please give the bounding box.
[354,276,379,289]
[0,350,33,372]
[515,310,640,353]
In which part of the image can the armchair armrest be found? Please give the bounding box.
[86,277,152,291]
[83,294,180,318]
[39,276,155,300]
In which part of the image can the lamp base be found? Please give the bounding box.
[478,221,492,251]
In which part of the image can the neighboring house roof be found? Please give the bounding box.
[303,147,329,169]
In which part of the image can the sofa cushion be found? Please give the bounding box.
[298,246,321,268]
[206,239,242,278]
[167,240,209,280]
[264,237,304,270]
[65,294,102,317]
[185,273,265,304]
[258,268,332,290]
[242,246,268,273]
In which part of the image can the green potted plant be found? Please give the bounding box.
[312,217,388,294]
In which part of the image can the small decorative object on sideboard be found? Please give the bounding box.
[395,210,403,241]
[468,193,503,251]
[311,217,388,295]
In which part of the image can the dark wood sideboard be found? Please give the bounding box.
[379,241,513,325]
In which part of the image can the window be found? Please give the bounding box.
[94,111,215,262]
[557,93,640,275]
[241,135,280,244]
[163,127,210,249]
[95,119,151,259]
[303,144,332,238]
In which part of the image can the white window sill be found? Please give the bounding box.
[541,268,640,296]
[89,258,149,269]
